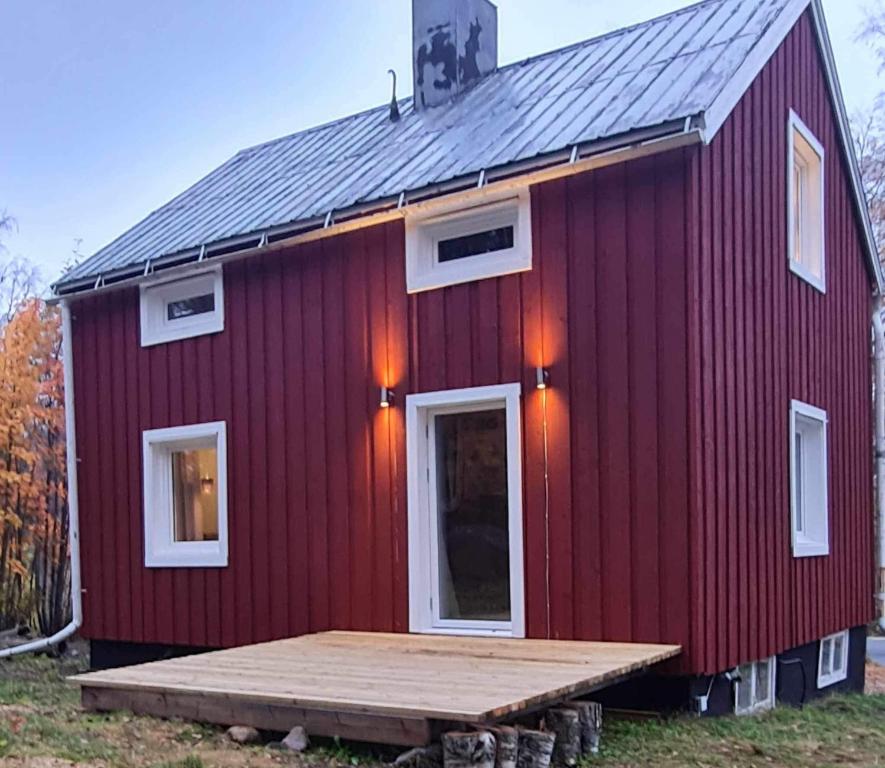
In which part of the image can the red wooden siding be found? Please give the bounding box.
[686,11,875,675]
[72,150,694,664]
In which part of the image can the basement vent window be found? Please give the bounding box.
[143,421,228,568]
[734,657,776,716]
[790,400,829,558]
[140,267,224,347]
[787,110,825,292]
[818,630,849,687]
[405,190,532,293]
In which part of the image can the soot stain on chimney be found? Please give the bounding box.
[416,23,458,107]
[459,18,483,85]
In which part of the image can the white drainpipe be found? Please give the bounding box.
[874,308,885,632]
[0,300,82,658]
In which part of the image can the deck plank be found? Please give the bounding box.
[72,631,680,729]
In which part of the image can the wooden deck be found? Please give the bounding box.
[72,631,681,746]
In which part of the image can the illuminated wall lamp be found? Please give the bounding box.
[380,386,395,408]
[536,367,550,390]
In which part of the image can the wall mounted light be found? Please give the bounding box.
[200,475,215,495]
[380,386,395,408]
[535,367,550,390]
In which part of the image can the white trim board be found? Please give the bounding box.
[406,384,525,639]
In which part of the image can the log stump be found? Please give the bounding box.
[486,726,518,768]
[563,701,603,755]
[515,728,555,768]
[545,709,580,767]
[443,731,496,768]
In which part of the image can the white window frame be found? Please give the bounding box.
[734,657,777,716]
[817,630,849,687]
[140,266,224,347]
[143,421,228,568]
[789,400,830,558]
[406,383,525,638]
[405,189,533,293]
[787,110,826,293]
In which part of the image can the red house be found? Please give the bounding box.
[55,0,883,716]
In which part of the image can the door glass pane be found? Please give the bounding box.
[434,408,510,622]
[171,447,219,542]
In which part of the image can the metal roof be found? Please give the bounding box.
[58,0,802,293]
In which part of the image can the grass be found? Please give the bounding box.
[586,693,885,767]
[1,648,884,767]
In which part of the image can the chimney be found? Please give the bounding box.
[412,0,498,110]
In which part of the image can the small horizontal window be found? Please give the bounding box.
[790,400,829,557]
[787,111,825,292]
[140,267,224,347]
[143,421,228,568]
[406,190,532,293]
[734,657,776,715]
[818,630,849,688]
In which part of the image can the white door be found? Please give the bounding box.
[406,383,525,637]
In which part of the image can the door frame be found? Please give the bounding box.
[406,383,525,638]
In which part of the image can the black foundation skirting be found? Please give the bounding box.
[593,625,867,716]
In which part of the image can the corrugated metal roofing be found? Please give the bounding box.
[58,0,799,290]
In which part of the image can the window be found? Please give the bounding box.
[406,383,525,637]
[787,111,825,292]
[140,267,224,346]
[405,190,532,293]
[143,421,228,568]
[818,630,849,687]
[790,400,829,557]
[734,657,776,715]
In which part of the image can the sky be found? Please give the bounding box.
[1,0,882,283]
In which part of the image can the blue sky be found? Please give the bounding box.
[1,0,881,282]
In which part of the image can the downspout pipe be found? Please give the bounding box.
[0,300,82,658]
[873,308,885,633]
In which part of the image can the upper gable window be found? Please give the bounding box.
[787,111,825,293]
[405,190,533,293]
[140,267,224,347]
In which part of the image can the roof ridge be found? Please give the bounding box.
[234,0,732,158]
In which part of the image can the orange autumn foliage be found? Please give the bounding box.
[0,299,69,634]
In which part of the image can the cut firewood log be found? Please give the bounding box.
[486,726,518,768]
[515,728,555,768]
[545,708,580,767]
[563,701,603,755]
[443,731,496,768]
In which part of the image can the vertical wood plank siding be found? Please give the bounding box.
[687,12,874,674]
[72,150,694,665]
